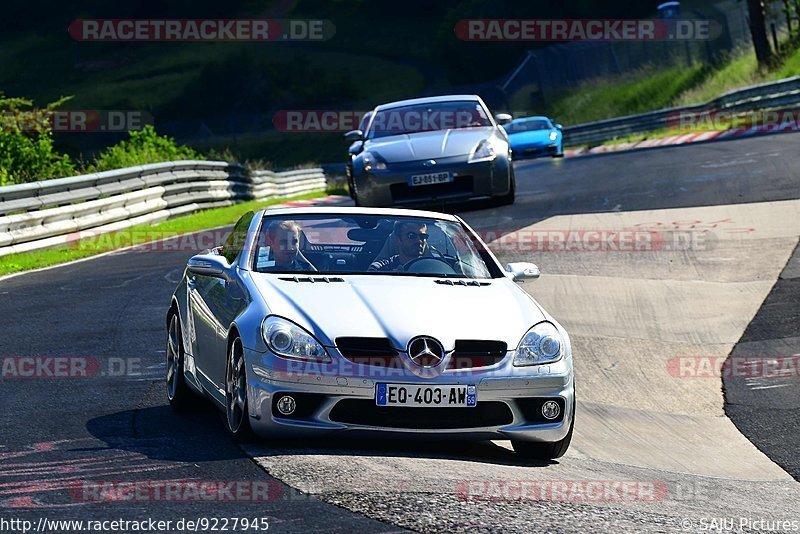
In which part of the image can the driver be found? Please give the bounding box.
[263,220,316,271]
[368,220,428,272]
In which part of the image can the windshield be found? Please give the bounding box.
[252,214,499,278]
[366,101,493,139]
[505,119,552,133]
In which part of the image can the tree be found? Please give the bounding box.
[747,0,776,69]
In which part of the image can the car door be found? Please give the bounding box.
[189,212,254,391]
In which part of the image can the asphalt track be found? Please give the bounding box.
[0,132,798,532]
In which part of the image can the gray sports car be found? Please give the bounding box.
[344,95,515,208]
[166,206,574,460]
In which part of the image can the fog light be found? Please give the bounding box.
[277,395,296,416]
[542,400,560,420]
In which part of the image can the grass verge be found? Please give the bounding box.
[539,46,800,129]
[0,190,327,277]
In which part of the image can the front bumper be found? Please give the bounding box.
[244,346,574,442]
[354,155,511,207]
[513,143,560,159]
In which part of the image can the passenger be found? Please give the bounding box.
[264,220,316,271]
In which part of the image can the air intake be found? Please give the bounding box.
[434,279,490,286]
[278,276,345,283]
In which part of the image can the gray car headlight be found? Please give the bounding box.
[362,151,387,172]
[468,139,496,163]
[513,322,563,366]
[262,316,331,362]
[549,131,558,141]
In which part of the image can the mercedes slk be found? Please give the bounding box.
[166,207,574,460]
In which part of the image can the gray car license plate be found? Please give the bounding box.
[376,383,477,407]
[408,172,453,187]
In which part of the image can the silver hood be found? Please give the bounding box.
[250,274,545,351]
[364,127,500,162]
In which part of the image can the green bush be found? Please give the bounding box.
[0,93,76,185]
[89,125,199,172]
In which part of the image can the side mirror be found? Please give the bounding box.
[555,123,563,130]
[348,141,364,156]
[344,129,363,141]
[187,254,231,281]
[495,113,513,125]
[505,262,540,282]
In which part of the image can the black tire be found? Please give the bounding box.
[512,393,575,461]
[225,337,254,441]
[166,312,194,411]
[494,165,516,206]
[346,163,356,199]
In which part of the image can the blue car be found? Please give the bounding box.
[504,116,564,159]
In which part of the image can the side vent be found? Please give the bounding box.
[278,276,345,283]
[434,279,491,286]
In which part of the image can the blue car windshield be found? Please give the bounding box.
[505,119,552,133]
[252,214,501,279]
[366,101,492,139]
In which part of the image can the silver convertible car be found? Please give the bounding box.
[166,207,574,460]
[344,95,515,208]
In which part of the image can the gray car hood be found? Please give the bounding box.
[251,274,545,351]
[364,127,498,162]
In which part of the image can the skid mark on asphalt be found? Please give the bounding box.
[0,438,181,510]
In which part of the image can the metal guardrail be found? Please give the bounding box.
[562,75,800,147]
[0,161,326,257]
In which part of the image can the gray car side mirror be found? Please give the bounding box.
[505,262,540,282]
[495,113,513,125]
[187,254,232,281]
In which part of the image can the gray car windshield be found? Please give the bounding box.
[505,119,552,133]
[253,214,499,278]
[366,101,493,139]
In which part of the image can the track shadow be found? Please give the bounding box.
[88,405,561,468]
[245,436,559,468]
[85,404,248,462]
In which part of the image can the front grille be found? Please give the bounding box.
[390,176,474,203]
[336,337,402,367]
[447,340,507,369]
[329,400,513,429]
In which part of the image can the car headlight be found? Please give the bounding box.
[362,151,387,172]
[262,316,331,362]
[513,322,563,366]
[468,139,496,163]
[549,131,558,141]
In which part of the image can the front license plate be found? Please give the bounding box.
[408,172,453,187]
[376,383,477,407]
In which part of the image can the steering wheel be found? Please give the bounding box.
[401,256,458,275]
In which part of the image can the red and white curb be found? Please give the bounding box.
[563,122,800,158]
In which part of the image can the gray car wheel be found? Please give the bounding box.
[166,312,193,410]
[225,337,254,440]
[494,166,516,206]
[512,385,575,461]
